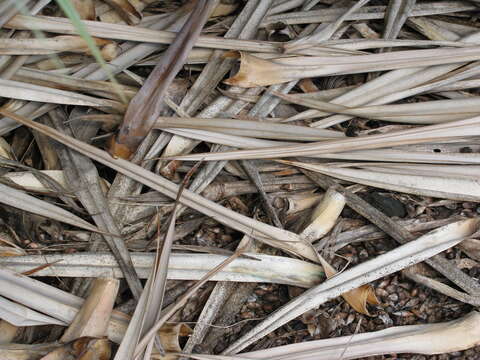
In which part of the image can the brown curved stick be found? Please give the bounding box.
[109,0,215,159]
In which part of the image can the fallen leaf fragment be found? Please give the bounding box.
[61,278,119,342]
[231,311,480,359]
[318,255,379,315]
[40,337,111,360]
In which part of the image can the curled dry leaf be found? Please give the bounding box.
[156,323,192,360]
[458,239,480,262]
[300,188,345,243]
[318,255,380,316]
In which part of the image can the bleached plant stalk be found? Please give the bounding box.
[284,160,480,202]
[300,188,345,243]
[277,93,480,124]
[0,252,323,288]
[223,218,480,354]
[0,7,191,135]
[213,311,480,360]
[168,115,480,161]
[13,67,137,100]
[0,182,98,232]
[0,265,130,343]
[5,14,281,54]
[224,47,480,88]
[60,278,119,342]
[0,78,123,110]
[0,35,117,57]
[157,127,480,165]
[292,36,480,127]
[261,2,476,27]
[156,116,343,140]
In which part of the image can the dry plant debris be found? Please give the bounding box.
[0,0,480,359]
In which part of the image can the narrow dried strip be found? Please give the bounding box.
[223,219,480,354]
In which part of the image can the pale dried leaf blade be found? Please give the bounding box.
[0,295,66,327]
[1,109,317,261]
[61,278,119,342]
[0,252,324,287]
[0,183,99,232]
[223,218,480,354]
[228,311,480,359]
[224,47,480,88]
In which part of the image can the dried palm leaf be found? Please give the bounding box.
[155,116,343,140]
[223,219,479,354]
[0,252,323,287]
[0,35,116,57]
[224,47,480,88]
[0,295,65,326]
[0,79,123,111]
[1,109,319,262]
[212,311,480,360]
[283,160,480,202]
[5,14,279,54]
[109,0,216,158]
[166,115,480,161]
[61,278,119,342]
[261,2,476,27]
[0,182,98,232]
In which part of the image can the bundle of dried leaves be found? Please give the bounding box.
[0,0,480,359]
